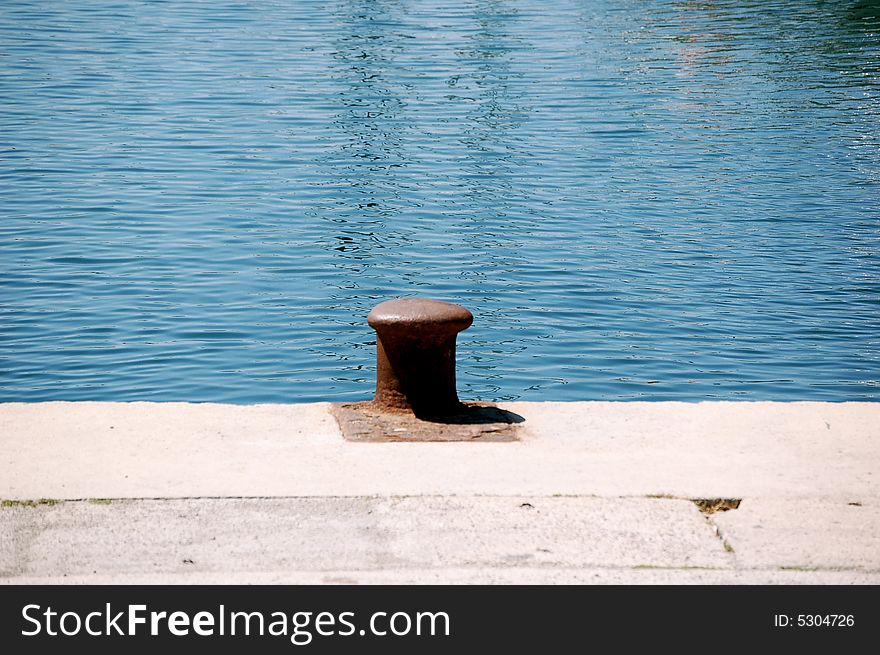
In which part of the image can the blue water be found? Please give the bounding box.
[1,0,878,403]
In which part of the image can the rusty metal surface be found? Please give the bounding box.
[331,401,523,443]
[367,297,473,416]
[367,297,473,333]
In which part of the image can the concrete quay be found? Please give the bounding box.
[1,400,878,584]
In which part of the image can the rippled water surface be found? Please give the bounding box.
[2,0,879,403]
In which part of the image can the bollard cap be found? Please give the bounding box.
[368,297,473,334]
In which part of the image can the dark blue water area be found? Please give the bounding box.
[1,0,878,403]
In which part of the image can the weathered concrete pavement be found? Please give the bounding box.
[1,401,878,584]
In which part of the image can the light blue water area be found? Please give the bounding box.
[1,0,878,403]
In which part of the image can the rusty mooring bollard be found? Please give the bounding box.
[368,297,473,417]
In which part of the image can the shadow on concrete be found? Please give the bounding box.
[416,403,525,425]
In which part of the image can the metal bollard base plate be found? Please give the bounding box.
[331,401,523,443]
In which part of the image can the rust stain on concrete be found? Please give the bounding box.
[331,401,523,443]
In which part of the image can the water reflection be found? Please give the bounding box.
[448,1,534,399]
[322,0,412,274]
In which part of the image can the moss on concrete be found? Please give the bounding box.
[1,498,60,508]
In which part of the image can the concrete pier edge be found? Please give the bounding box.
[1,400,878,584]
